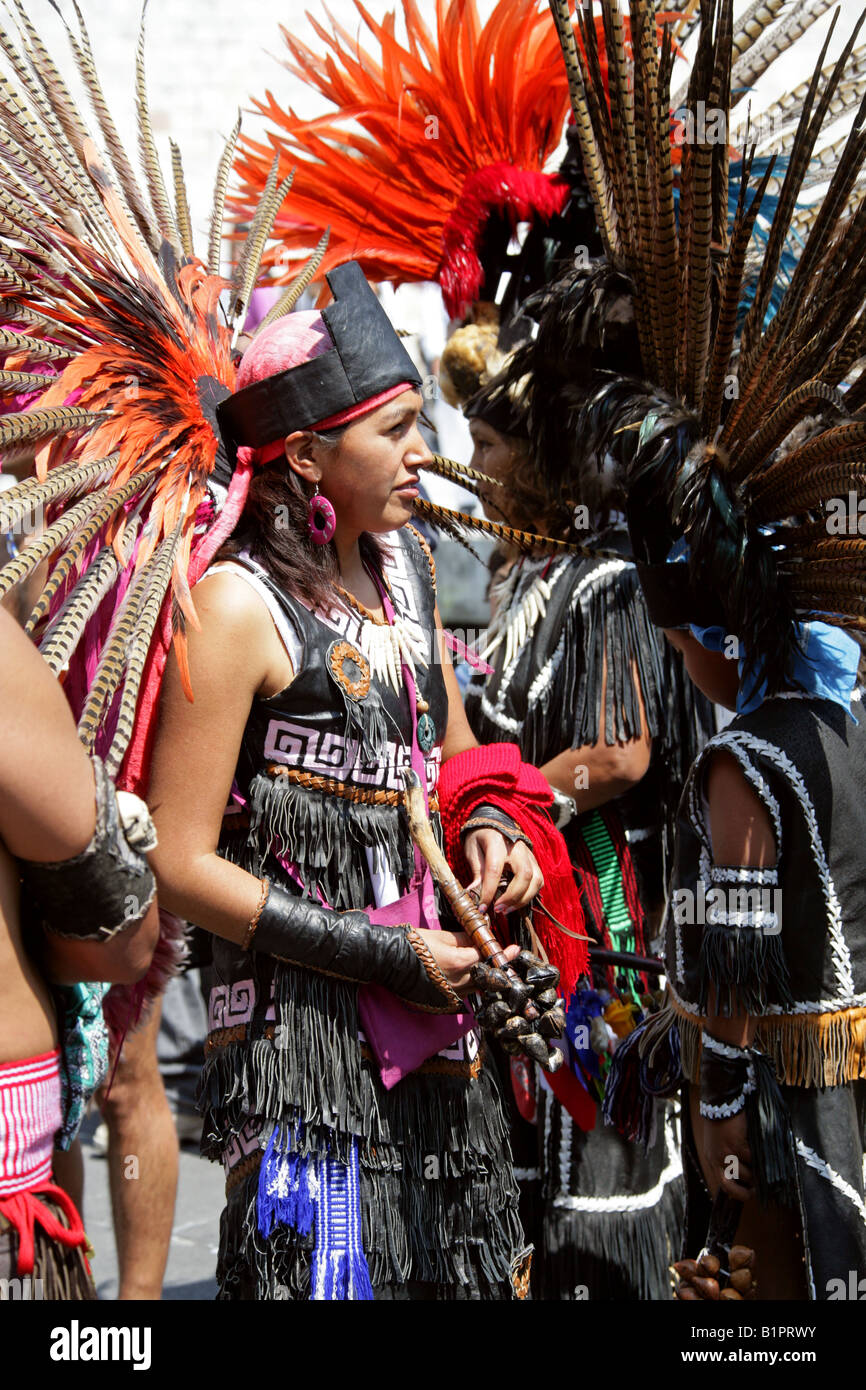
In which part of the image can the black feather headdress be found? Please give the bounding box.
[540,0,866,696]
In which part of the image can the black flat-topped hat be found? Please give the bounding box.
[216,261,422,455]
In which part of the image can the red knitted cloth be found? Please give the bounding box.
[438,743,589,997]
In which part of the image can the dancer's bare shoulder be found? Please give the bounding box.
[193,567,295,699]
[0,605,94,861]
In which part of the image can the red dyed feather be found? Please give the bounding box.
[234,2,682,313]
[232,0,582,314]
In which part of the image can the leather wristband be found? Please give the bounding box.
[251,880,462,1013]
[19,755,156,941]
[699,1030,756,1119]
[460,803,533,852]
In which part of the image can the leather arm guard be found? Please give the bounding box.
[19,756,157,941]
[252,881,463,1013]
[698,1029,798,1207]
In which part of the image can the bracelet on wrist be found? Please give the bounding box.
[461,816,533,851]
[242,877,271,951]
[460,803,533,852]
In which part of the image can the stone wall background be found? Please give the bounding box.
[30,0,374,250]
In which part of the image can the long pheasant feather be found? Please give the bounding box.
[169,141,194,259]
[730,0,835,101]
[701,146,775,435]
[736,381,847,478]
[23,471,151,635]
[0,327,68,362]
[424,453,500,491]
[104,526,186,776]
[0,368,58,394]
[207,113,241,276]
[76,553,159,751]
[134,0,178,249]
[412,496,617,558]
[738,10,844,371]
[0,490,107,600]
[549,0,616,259]
[58,0,158,253]
[253,227,331,334]
[0,405,101,452]
[0,455,111,534]
[38,530,136,677]
[232,165,296,342]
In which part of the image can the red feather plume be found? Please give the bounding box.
[233,0,584,316]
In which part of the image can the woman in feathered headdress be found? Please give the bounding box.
[458,315,711,1300]
[142,261,581,1301]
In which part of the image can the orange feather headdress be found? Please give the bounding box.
[232,2,688,323]
[233,0,588,318]
[0,0,325,793]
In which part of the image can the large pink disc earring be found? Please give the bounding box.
[307,485,336,545]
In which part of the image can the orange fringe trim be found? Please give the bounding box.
[665,996,866,1089]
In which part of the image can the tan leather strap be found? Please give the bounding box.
[267,764,439,812]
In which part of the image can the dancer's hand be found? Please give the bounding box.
[413,928,519,997]
[463,829,544,917]
[701,1111,754,1201]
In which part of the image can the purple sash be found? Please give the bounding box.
[355,575,475,1088]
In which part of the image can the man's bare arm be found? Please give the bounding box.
[0,604,96,860]
[0,605,158,981]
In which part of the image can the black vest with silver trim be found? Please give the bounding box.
[665,694,866,1017]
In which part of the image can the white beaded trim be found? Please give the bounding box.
[706,906,779,931]
[701,1031,751,1060]
[699,1054,756,1120]
[721,730,854,1000]
[708,865,779,886]
[551,1110,682,1212]
[796,1140,866,1229]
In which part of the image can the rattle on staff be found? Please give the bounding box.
[402,769,566,1071]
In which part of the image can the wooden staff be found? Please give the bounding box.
[401,769,537,1018]
[589,946,664,976]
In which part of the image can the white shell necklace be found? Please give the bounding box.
[476,560,552,671]
[336,583,428,694]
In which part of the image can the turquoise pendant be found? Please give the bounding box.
[417,711,436,753]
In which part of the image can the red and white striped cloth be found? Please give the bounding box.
[0,1049,62,1197]
[0,1048,91,1277]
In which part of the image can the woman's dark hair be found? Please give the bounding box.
[219,427,387,610]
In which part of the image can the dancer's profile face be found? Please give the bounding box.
[468,419,516,520]
[286,388,431,536]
